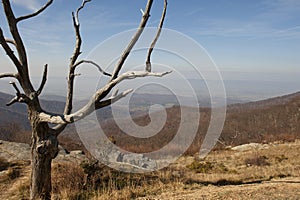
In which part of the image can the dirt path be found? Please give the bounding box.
[139,178,300,200]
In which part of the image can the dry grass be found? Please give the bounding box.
[0,140,299,199]
[0,158,30,200]
[50,140,300,199]
[50,160,183,200]
[183,141,300,185]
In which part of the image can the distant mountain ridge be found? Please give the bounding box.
[0,91,300,153]
[98,91,300,154]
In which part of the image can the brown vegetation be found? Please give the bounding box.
[1,140,299,199]
[98,92,300,155]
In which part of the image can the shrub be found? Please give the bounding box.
[0,157,10,171]
[186,161,214,173]
[186,160,232,174]
[244,154,270,167]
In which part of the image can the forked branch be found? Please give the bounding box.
[6,81,30,106]
[65,0,91,114]
[16,0,53,22]
[39,70,171,125]
[9,81,20,94]
[70,0,91,65]
[111,0,154,80]
[52,0,169,135]
[53,0,92,135]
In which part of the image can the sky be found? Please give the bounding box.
[0,0,300,97]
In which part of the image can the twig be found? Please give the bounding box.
[6,81,30,106]
[75,0,92,25]
[36,64,48,96]
[16,0,53,22]
[6,96,19,106]
[73,60,111,77]
[9,81,21,94]
[0,72,18,80]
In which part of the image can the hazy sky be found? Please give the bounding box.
[0,0,299,83]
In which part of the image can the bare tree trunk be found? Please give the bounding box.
[30,145,53,200]
[29,109,58,200]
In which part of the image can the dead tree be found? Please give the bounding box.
[0,0,169,199]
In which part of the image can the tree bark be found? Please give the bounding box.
[29,105,58,200]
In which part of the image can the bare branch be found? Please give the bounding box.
[2,0,28,68]
[111,0,154,80]
[6,81,30,106]
[39,70,171,125]
[63,1,90,116]
[36,64,48,96]
[146,0,168,72]
[9,81,21,94]
[53,0,169,135]
[75,0,92,25]
[38,113,69,124]
[0,72,18,80]
[70,0,91,65]
[73,60,112,77]
[40,89,131,124]
[2,0,35,94]
[95,89,133,109]
[6,94,29,106]
[0,28,22,70]
[16,0,53,22]
[111,89,119,98]
[66,0,91,113]
[6,96,19,106]
[5,38,16,46]
[53,0,92,136]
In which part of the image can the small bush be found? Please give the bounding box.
[0,157,10,171]
[186,160,232,174]
[186,161,214,173]
[245,155,270,167]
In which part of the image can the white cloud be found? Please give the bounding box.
[194,18,300,40]
[11,0,42,12]
[191,0,300,40]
